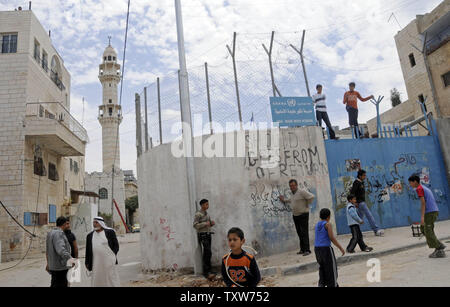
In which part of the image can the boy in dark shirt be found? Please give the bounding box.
[221,227,261,287]
[350,169,384,236]
[64,222,78,259]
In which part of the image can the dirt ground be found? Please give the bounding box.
[126,271,277,287]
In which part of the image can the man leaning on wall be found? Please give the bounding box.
[279,179,315,256]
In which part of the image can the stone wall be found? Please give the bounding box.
[138,126,334,271]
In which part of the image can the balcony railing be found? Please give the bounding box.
[26,102,89,143]
[425,25,450,55]
[32,52,64,90]
[50,70,66,91]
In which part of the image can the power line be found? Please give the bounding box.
[0,153,42,272]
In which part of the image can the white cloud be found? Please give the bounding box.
[1,0,442,174]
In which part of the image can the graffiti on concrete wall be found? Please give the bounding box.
[346,159,361,172]
[335,154,439,210]
[160,218,176,242]
[246,132,325,218]
[327,135,450,234]
[73,216,89,234]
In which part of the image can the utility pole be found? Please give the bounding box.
[262,31,282,97]
[144,87,149,151]
[157,77,163,145]
[204,62,214,135]
[226,32,243,130]
[111,165,114,229]
[174,0,202,275]
[410,32,441,119]
[135,93,142,156]
[81,97,85,126]
[290,30,311,97]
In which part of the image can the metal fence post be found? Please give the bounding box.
[157,77,163,145]
[204,62,213,135]
[144,86,149,151]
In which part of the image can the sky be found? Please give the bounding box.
[0,0,442,176]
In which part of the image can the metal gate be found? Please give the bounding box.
[325,119,450,235]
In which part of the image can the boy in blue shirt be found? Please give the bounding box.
[408,175,446,258]
[346,194,373,253]
[314,208,345,287]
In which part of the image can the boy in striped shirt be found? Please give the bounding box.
[312,84,336,139]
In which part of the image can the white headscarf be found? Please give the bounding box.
[93,216,113,231]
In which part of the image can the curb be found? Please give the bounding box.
[260,235,450,277]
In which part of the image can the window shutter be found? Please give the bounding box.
[38,213,48,225]
[24,212,32,226]
[49,205,57,223]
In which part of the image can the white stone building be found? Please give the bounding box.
[85,43,126,234]
[0,8,87,261]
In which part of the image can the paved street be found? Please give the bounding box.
[0,233,144,287]
[1,231,450,287]
[273,242,450,287]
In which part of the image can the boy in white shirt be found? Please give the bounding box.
[312,84,336,140]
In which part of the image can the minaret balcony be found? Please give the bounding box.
[25,102,88,156]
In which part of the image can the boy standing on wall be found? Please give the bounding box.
[343,82,374,137]
[193,199,216,279]
[312,84,336,140]
[408,175,446,258]
[314,208,345,287]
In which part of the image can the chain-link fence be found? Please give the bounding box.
[136,32,311,152]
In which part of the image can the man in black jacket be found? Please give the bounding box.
[85,216,120,286]
[350,170,384,236]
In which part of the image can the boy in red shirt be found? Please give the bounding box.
[343,82,373,138]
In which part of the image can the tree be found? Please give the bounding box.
[125,195,139,225]
[391,88,402,107]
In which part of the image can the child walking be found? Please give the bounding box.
[314,208,345,287]
[346,194,373,253]
[221,227,261,287]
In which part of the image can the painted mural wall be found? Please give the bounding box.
[325,135,450,234]
[138,126,334,271]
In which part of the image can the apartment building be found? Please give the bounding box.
[0,9,87,261]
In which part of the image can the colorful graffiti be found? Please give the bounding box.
[326,135,450,234]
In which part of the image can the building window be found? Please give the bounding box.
[48,162,59,181]
[74,161,79,174]
[113,56,116,61]
[34,40,40,62]
[64,180,68,197]
[34,156,45,176]
[70,158,73,171]
[109,107,113,116]
[24,212,39,226]
[104,56,107,61]
[108,55,111,61]
[409,53,416,67]
[42,50,48,72]
[1,33,18,53]
[99,188,108,199]
[24,212,47,226]
[418,94,427,112]
[49,205,57,223]
[442,71,450,87]
[109,99,112,103]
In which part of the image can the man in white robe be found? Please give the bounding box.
[85,217,120,287]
